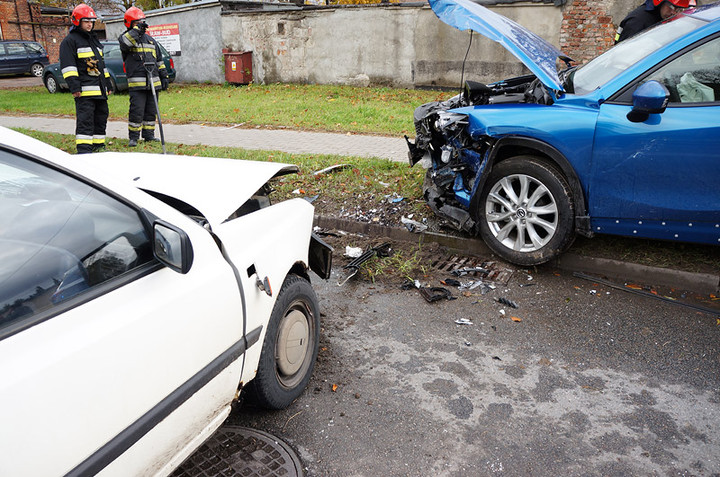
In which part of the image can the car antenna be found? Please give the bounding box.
[460,31,473,92]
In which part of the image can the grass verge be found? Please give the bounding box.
[0,83,452,136]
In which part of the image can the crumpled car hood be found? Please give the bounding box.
[89,152,298,227]
[429,0,569,92]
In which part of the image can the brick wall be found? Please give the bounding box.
[560,0,616,65]
[1,0,71,63]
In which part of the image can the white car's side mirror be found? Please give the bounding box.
[153,221,194,274]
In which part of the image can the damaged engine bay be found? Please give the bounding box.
[406,74,556,235]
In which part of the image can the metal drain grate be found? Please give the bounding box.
[172,426,303,477]
[431,256,514,285]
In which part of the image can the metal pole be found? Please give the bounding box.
[144,61,166,154]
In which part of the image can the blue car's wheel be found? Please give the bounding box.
[477,156,575,266]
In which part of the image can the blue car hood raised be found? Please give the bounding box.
[429,0,570,92]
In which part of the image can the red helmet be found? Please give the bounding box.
[71,4,97,27]
[124,6,146,29]
[653,0,691,7]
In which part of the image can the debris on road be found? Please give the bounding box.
[401,216,428,233]
[344,246,363,258]
[313,164,350,176]
[455,318,473,325]
[337,242,392,286]
[495,297,518,308]
[419,286,456,303]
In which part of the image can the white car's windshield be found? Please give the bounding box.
[572,15,703,95]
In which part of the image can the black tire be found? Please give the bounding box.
[30,63,44,77]
[476,156,575,266]
[108,76,117,94]
[44,74,59,94]
[250,274,320,410]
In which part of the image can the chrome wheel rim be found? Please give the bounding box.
[485,173,558,252]
[46,76,57,93]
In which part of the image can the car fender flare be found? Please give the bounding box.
[469,135,592,237]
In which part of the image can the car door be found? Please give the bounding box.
[2,42,30,74]
[0,147,248,476]
[588,35,720,243]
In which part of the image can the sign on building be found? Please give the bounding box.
[147,23,181,56]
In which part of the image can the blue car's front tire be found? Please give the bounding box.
[477,156,575,266]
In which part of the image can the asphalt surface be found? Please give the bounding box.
[230,253,720,476]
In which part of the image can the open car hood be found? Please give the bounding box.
[89,153,298,227]
[429,0,570,92]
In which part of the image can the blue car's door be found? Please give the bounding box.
[588,37,720,244]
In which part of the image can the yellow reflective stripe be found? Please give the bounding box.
[80,90,102,97]
[76,138,93,145]
[63,71,79,79]
[128,125,142,132]
[92,137,105,144]
[104,71,110,78]
[77,51,95,58]
[128,81,146,88]
[158,64,166,70]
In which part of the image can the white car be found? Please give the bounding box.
[0,127,332,476]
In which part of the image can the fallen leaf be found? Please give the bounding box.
[717,319,720,326]
[626,284,642,290]
[332,384,338,392]
[511,316,522,322]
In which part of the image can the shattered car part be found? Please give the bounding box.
[401,216,428,233]
[337,242,392,286]
[313,164,350,176]
[408,0,720,267]
[419,286,456,303]
[495,297,518,309]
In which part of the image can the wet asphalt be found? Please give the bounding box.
[231,261,720,476]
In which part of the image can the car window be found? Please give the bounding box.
[647,36,720,103]
[104,45,122,60]
[6,43,27,56]
[0,149,154,330]
[25,43,44,54]
[572,15,702,95]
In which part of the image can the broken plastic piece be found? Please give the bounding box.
[455,318,473,325]
[313,164,350,176]
[419,286,455,303]
[337,242,392,286]
[495,297,518,308]
[401,216,428,233]
[345,246,363,258]
[442,278,462,287]
[451,267,489,277]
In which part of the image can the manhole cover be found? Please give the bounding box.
[171,426,303,477]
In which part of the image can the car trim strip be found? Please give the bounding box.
[65,325,263,477]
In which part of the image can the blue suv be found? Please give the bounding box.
[408,0,720,266]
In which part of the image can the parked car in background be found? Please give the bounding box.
[408,0,720,266]
[0,127,331,476]
[43,40,176,93]
[0,40,49,77]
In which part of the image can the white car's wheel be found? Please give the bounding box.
[250,274,320,410]
[477,156,575,266]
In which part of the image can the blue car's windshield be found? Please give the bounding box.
[571,15,704,95]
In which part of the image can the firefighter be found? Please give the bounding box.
[615,0,691,44]
[119,6,169,147]
[59,4,112,154]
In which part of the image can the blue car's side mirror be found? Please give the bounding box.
[627,80,670,123]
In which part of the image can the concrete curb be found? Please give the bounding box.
[314,215,720,295]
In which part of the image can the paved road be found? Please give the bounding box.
[230,251,720,476]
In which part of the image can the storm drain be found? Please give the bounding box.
[432,256,514,285]
[171,426,303,477]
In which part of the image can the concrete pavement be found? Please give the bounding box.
[0,114,409,162]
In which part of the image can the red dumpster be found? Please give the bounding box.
[222,49,252,84]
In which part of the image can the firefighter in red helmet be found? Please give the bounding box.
[119,6,169,147]
[615,0,691,43]
[59,3,113,154]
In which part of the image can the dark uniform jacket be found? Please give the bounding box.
[59,26,112,98]
[119,26,168,92]
[615,4,664,43]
